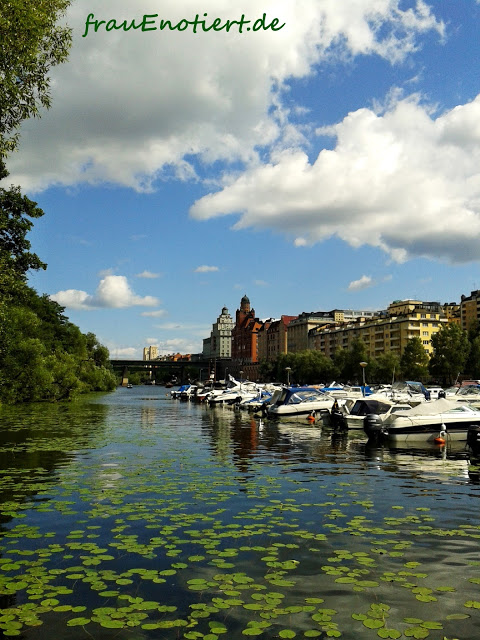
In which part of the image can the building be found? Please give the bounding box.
[290,309,377,354]
[143,345,159,361]
[263,315,297,361]
[310,300,448,359]
[460,291,480,331]
[443,302,461,325]
[202,306,234,359]
[257,318,277,363]
[231,295,263,363]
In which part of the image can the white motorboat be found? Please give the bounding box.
[449,385,480,408]
[336,396,416,430]
[377,380,430,403]
[266,386,338,420]
[364,398,480,443]
[207,381,259,406]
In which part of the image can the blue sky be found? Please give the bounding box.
[5,0,480,358]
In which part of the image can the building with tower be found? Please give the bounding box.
[231,294,265,371]
[202,306,234,358]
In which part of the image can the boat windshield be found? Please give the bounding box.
[456,386,480,396]
[286,389,326,405]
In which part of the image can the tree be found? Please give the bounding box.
[369,351,400,384]
[0,186,47,281]
[0,0,72,157]
[340,338,369,383]
[429,323,470,385]
[400,337,429,380]
[467,336,480,379]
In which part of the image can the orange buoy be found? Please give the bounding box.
[307,415,316,423]
[434,437,445,445]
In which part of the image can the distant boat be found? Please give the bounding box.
[126,383,133,389]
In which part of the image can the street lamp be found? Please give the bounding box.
[285,366,292,386]
[360,362,368,395]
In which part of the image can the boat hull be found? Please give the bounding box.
[381,418,480,443]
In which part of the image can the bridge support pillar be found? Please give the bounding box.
[121,366,129,387]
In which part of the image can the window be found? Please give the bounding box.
[423,331,429,336]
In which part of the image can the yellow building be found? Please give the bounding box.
[288,309,376,353]
[309,300,448,359]
[460,291,480,331]
[143,345,159,361]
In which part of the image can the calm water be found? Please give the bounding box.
[0,385,479,639]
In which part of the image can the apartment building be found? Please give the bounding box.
[202,306,234,358]
[310,300,448,358]
[460,291,480,331]
[143,345,159,361]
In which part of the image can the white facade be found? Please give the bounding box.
[143,345,158,361]
[203,306,234,358]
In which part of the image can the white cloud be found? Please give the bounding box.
[5,0,443,192]
[191,94,480,264]
[109,346,139,358]
[154,322,209,332]
[141,309,167,317]
[98,268,115,277]
[254,279,269,286]
[194,265,219,273]
[136,270,162,278]
[51,275,160,309]
[161,338,201,354]
[145,337,159,344]
[348,275,373,291]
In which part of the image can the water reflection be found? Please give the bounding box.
[1,387,480,639]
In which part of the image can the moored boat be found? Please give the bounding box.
[364,398,480,443]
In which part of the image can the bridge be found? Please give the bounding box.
[110,358,232,385]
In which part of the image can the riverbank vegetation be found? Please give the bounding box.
[0,0,116,404]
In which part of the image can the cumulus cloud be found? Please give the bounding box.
[191,94,480,264]
[136,270,162,278]
[194,265,219,273]
[51,275,160,309]
[348,275,373,291]
[5,0,443,192]
[109,347,139,358]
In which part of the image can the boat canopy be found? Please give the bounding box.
[349,399,393,416]
[391,398,465,416]
[281,387,328,405]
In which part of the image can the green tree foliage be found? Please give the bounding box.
[369,351,400,384]
[0,0,72,157]
[0,292,117,404]
[336,338,369,383]
[400,337,429,380]
[0,185,47,278]
[429,322,470,384]
[0,0,116,404]
[467,336,480,379]
[269,351,337,385]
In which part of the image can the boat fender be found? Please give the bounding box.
[307,413,316,423]
[364,414,383,439]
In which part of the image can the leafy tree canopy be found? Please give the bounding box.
[0,0,72,157]
[400,337,429,380]
[429,322,470,384]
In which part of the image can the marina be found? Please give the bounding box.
[0,386,480,639]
